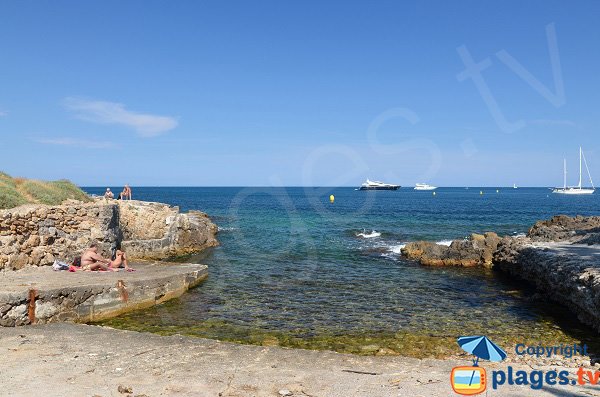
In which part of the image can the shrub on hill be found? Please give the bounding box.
[0,172,90,209]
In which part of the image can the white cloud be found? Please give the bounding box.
[64,97,178,137]
[33,137,117,149]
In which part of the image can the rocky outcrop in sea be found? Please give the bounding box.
[401,232,500,268]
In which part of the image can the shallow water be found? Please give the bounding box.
[86,187,600,356]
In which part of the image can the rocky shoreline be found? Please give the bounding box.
[400,214,600,335]
[0,198,219,326]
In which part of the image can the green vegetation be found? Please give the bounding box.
[0,172,90,209]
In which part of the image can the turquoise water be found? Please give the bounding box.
[85,187,600,356]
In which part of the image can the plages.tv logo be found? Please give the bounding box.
[451,335,507,395]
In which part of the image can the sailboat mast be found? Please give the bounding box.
[579,146,583,189]
[564,158,567,189]
[582,148,595,189]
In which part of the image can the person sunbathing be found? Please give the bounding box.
[108,250,134,271]
[80,243,117,271]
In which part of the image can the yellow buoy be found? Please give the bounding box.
[496,189,499,193]
[433,191,436,196]
[329,194,335,203]
[480,190,483,195]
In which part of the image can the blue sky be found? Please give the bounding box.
[1,1,599,186]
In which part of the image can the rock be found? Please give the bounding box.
[34,301,60,321]
[117,385,133,394]
[493,216,600,333]
[278,389,293,396]
[376,347,397,356]
[401,232,500,268]
[120,202,218,259]
[360,344,380,353]
[8,253,29,269]
[528,215,600,243]
[6,304,27,321]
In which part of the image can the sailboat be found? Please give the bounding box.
[552,147,595,195]
[513,183,518,189]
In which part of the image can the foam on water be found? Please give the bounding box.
[218,226,238,232]
[356,230,381,238]
[388,243,406,254]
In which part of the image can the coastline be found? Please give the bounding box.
[1,322,595,397]
[2,194,600,395]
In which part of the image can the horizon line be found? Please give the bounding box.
[81,185,558,188]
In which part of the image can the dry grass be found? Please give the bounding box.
[0,172,90,209]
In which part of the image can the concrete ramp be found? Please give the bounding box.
[0,262,207,326]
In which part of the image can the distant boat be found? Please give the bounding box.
[513,184,518,189]
[414,183,437,191]
[358,179,400,191]
[552,147,595,195]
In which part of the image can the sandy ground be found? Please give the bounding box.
[1,323,599,397]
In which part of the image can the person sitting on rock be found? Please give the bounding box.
[104,188,114,199]
[80,243,116,271]
[108,249,134,272]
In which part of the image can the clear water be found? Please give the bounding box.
[84,187,600,356]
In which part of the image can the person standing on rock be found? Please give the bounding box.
[122,184,132,200]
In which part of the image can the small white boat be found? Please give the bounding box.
[552,147,595,195]
[513,184,518,189]
[358,179,400,191]
[414,183,437,191]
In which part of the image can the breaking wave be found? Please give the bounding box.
[356,230,382,238]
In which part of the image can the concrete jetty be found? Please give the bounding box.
[0,262,207,326]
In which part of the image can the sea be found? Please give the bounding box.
[83,186,600,356]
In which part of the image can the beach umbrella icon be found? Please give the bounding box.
[457,335,507,366]
[457,336,507,388]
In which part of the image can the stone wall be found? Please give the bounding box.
[0,202,120,269]
[0,199,218,269]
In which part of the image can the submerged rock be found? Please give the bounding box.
[401,232,500,268]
